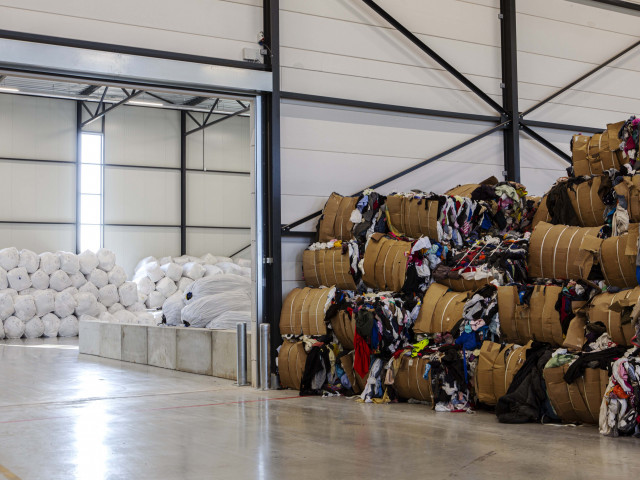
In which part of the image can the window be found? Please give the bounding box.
[79,133,103,252]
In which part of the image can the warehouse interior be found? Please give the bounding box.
[1,0,640,478]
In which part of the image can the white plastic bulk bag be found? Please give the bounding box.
[54,291,76,318]
[4,289,17,298]
[107,303,124,314]
[78,250,99,275]
[200,253,218,265]
[99,312,116,323]
[19,249,39,273]
[173,255,191,266]
[181,291,251,328]
[134,256,157,275]
[162,292,185,326]
[8,267,31,292]
[205,310,251,330]
[39,252,60,275]
[4,316,24,338]
[42,313,60,337]
[145,262,164,283]
[30,270,49,290]
[63,287,79,297]
[88,269,108,289]
[234,258,252,268]
[75,292,98,317]
[14,295,36,321]
[49,270,71,292]
[0,319,4,339]
[58,315,78,337]
[79,281,99,299]
[0,267,7,290]
[96,248,116,272]
[135,276,154,296]
[185,274,251,301]
[137,292,148,304]
[33,290,55,316]
[118,282,138,307]
[146,291,165,309]
[156,277,177,298]
[135,312,156,326]
[108,266,127,287]
[0,247,19,271]
[79,314,98,323]
[126,302,145,312]
[58,252,80,275]
[216,262,243,275]
[216,256,233,264]
[69,272,87,289]
[20,288,36,296]
[0,293,13,320]
[239,267,251,277]
[114,310,137,324]
[158,256,172,266]
[98,285,119,308]
[183,262,205,280]
[204,265,224,277]
[24,317,44,338]
[177,277,194,292]
[95,303,107,315]
[160,262,182,282]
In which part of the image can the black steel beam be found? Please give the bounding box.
[203,99,220,125]
[500,0,520,182]
[81,89,143,127]
[103,163,181,171]
[520,124,571,163]
[229,244,251,257]
[281,91,500,124]
[187,225,251,230]
[183,96,208,106]
[75,101,82,254]
[281,230,316,238]
[521,39,640,118]
[360,0,506,116]
[184,107,249,136]
[79,84,100,96]
[185,112,201,128]
[180,111,187,255]
[186,168,251,175]
[145,91,176,104]
[589,0,640,11]
[0,220,76,226]
[0,74,6,83]
[0,156,75,165]
[282,120,509,232]
[521,119,602,134]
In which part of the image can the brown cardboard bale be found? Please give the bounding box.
[599,227,638,289]
[476,341,504,405]
[317,193,358,242]
[567,176,606,227]
[279,287,332,337]
[393,355,432,402]
[278,341,307,390]
[445,176,499,197]
[528,222,601,280]
[414,283,468,334]
[563,315,587,352]
[498,285,528,344]
[571,122,624,176]
[587,287,640,346]
[439,275,491,292]
[492,342,531,402]
[614,176,640,222]
[361,234,411,292]
[340,351,366,394]
[386,195,439,239]
[531,196,551,230]
[330,310,355,350]
[302,249,357,290]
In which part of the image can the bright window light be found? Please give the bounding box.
[79,133,103,252]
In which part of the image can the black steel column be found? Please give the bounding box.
[75,102,82,254]
[500,0,520,182]
[264,0,282,369]
[180,111,187,255]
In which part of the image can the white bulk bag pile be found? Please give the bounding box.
[161,262,182,282]
[0,293,14,320]
[14,295,36,321]
[8,267,31,292]
[156,277,177,298]
[58,315,79,337]
[50,270,71,292]
[88,269,108,289]
[24,317,44,338]
[0,248,19,271]
[98,285,119,308]
[162,292,185,326]
[96,248,116,272]
[30,270,49,290]
[42,313,60,338]
[185,274,250,301]
[205,310,251,330]
[118,282,138,307]
[58,252,79,275]
[33,290,55,316]
[78,250,99,275]
[181,291,251,328]
[108,266,127,287]
[54,291,76,318]
[39,252,60,275]
[19,249,39,273]
[4,316,24,339]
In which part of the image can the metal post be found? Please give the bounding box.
[259,323,270,390]
[500,0,520,182]
[180,111,187,255]
[236,322,249,386]
[75,101,82,254]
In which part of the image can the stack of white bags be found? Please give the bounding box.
[0,247,151,339]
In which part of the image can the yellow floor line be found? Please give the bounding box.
[0,464,20,480]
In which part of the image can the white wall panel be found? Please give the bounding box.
[0,224,75,253]
[282,236,308,283]
[104,226,180,278]
[186,228,250,258]
[186,172,251,227]
[0,0,262,62]
[0,161,75,222]
[0,94,75,161]
[186,114,251,172]
[105,106,180,168]
[104,167,180,225]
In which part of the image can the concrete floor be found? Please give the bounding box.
[0,340,639,480]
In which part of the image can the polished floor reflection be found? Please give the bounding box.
[0,338,639,479]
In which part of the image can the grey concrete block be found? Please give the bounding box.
[148,326,177,370]
[78,320,101,356]
[177,328,212,375]
[211,330,252,382]
[122,324,148,364]
[99,322,122,360]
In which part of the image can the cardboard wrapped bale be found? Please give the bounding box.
[361,234,411,292]
[567,177,607,227]
[614,176,640,223]
[330,310,355,350]
[279,287,334,336]
[393,355,432,402]
[571,122,624,176]
[598,227,638,289]
[302,248,356,290]
[413,283,468,334]
[278,340,307,390]
[445,176,499,197]
[317,193,358,243]
[530,196,551,230]
[438,276,491,293]
[339,350,366,395]
[586,287,640,346]
[563,315,588,352]
[386,194,439,239]
[476,341,531,406]
[528,222,601,280]
[543,364,609,424]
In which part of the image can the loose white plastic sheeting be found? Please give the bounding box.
[162,292,184,326]
[0,247,19,271]
[181,291,251,328]
[19,250,39,274]
[24,316,44,338]
[205,310,251,330]
[185,275,250,302]
[8,267,31,292]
